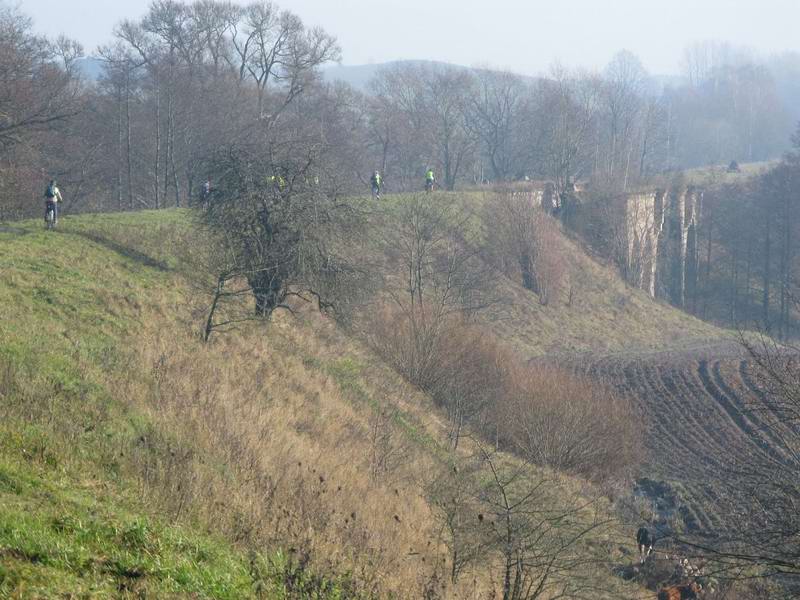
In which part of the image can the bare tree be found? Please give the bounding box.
[198,143,361,321]
[228,2,340,119]
[537,67,600,196]
[422,66,476,190]
[600,51,648,188]
[485,193,569,305]
[429,447,616,600]
[0,6,83,150]
[364,195,500,445]
[466,69,527,181]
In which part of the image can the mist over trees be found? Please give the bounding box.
[2,0,800,338]
[0,1,797,221]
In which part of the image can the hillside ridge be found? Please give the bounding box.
[0,202,726,597]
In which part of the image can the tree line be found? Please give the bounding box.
[0,1,797,220]
[674,136,800,338]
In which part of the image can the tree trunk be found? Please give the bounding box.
[169,99,180,207]
[203,276,225,342]
[763,212,772,329]
[163,91,172,205]
[117,83,123,210]
[249,271,283,317]
[125,70,134,210]
[154,78,161,209]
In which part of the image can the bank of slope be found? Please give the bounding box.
[0,212,367,598]
[1,208,655,598]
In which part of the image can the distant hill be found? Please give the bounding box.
[74,55,690,101]
[322,59,469,90]
[75,56,104,81]
[74,56,465,89]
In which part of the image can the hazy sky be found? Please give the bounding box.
[19,0,800,75]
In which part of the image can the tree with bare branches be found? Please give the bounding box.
[429,446,615,600]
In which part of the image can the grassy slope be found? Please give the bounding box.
[0,212,358,598]
[0,201,691,598]
[0,211,490,598]
[486,229,731,358]
[374,192,732,358]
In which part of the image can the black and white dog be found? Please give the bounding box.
[636,527,654,563]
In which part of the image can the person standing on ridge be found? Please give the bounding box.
[425,168,435,192]
[371,170,382,200]
[201,178,212,205]
[43,179,63,227]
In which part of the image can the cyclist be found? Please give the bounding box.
[370,170,382,200]
[268,174,286,192]
[43,179,63,228]
[200,178,212,206]
[425,168,435,192]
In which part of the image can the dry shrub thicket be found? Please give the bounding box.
[367,309,508,449]
[370,309,640,484]
[484,192,570,306]
[496,365,641,483]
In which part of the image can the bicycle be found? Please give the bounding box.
[44,200,57,230]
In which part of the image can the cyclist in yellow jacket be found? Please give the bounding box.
[425,168,435,192]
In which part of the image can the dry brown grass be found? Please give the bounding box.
[477,212,729,358]
[107,291,646,598]
[107,308,460,597]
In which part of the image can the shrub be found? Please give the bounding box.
[493,365,641,482]
[483,193,569,305]
[368,306,641,481]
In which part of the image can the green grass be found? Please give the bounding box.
[0,457,252,598]
[324,357,444,455]
[0,213,356,598]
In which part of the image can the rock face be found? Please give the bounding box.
[624,187,703,306]
[505,182,558,211]
[498,181,703,309]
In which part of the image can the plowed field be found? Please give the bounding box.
[575,345,795,537]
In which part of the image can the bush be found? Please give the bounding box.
[492,364,641,482]
[366,306,507,448]
[368,306,641,481]
[483,193,569,305]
